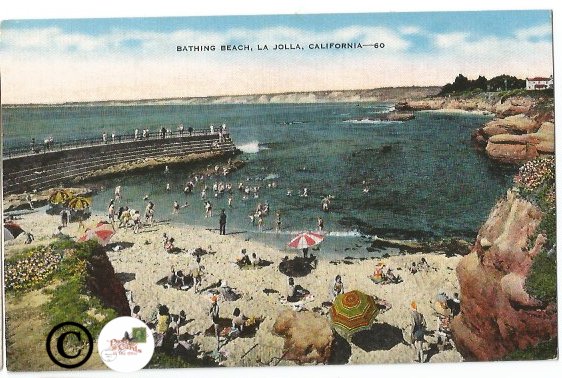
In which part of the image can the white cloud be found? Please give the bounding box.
[400,26,421,35]
[434,32,468,48]
[0,23,553,103]
[515,23,552,40]
[1,25,410,54]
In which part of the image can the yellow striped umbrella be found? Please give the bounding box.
[330,290,379,339]
[49,189,73,205]
[67,196,92,210]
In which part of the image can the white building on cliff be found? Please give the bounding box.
[526,75,553,90]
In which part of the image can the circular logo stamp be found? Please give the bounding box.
[46,322,94,369]
[97,316,155,372]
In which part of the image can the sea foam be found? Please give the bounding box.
[238,141,264,153]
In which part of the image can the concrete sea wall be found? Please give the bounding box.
[3,133,238,195]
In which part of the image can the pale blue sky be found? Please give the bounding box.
[0,10,554,103]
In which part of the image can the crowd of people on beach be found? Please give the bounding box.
[7,146,462,366]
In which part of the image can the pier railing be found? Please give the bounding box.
[3,128,221,159]
[3,132,238,194]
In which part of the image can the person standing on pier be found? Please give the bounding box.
[102,132,107,144]
[210,124,214,134]
[219,209,227,235]
[134,128,139,140]
[178,123,184,136]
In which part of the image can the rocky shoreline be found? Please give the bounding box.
[403,93,554,165]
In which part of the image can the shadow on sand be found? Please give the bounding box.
[351,323,406,352]
[328,332,352,364]
[115,272,136,284]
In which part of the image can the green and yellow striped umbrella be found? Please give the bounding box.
[330,290,379,339]
[67,196,92,210]
[49,189,73,205]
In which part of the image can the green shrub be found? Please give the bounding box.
[146,352,197,369]
[525,250,557,303]
[3,238,118,339]
[504,338,558,361]
[514,157,557,303]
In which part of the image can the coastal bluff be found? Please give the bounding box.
[450,190,557,360]
[404,94,554,164]
[3,133,239,195]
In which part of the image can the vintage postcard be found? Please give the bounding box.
[1,10,556,372]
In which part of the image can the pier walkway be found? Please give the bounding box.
[3,130,239,195]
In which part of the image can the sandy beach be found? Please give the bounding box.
[5,207,464,366]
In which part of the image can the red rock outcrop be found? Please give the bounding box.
[86,251,131,317]
[450,190,558,360]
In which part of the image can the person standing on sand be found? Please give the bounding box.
[219,209,227,235]
[410,301,427,363]
[209,296,221,350]
[25,191,34,210]
[108,201,115,225]
[132,210,141,233]
[60,209,70,227]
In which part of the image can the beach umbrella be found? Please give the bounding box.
[330,290,379,339]
[78,223,115,246]
[4,222,25,241]
[287,231,324,249]
[49,189,72,205]
[67,196,92,210]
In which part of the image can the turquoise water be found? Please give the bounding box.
[2,103,515,256]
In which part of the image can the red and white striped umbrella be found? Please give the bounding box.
[4,222,25,241]
[78,223,115,246]
[287,231,324,249]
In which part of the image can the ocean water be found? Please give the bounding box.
[2,103,516,257]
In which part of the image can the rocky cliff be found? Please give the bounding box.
[473,97,554,164]
[407,93,554,165]
[450,188,557,360]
